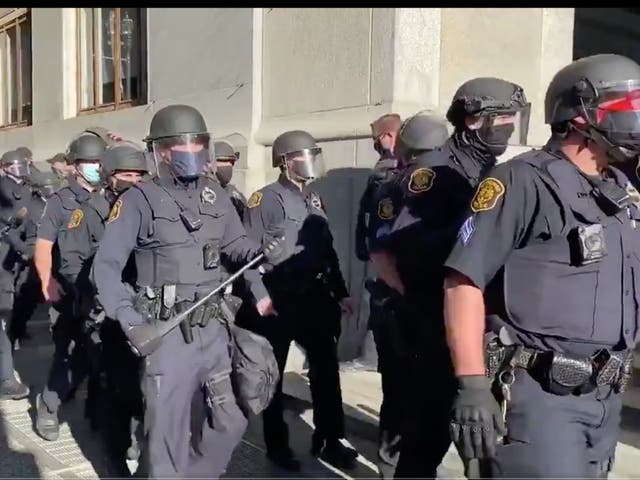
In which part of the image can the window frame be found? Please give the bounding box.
[75,7,147,116]
[0,8,32,131]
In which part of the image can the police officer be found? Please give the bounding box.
[34,132,107,441]
[374,78,530,479]
[91,104,278,479]
[237,130,359,471]
[47,153,73,182]
[444,54,640,479]
[361,112,449,478]
[9,170,61,348]
[209,140,247,221]
[0,150,31,400]
[16,146,40,172]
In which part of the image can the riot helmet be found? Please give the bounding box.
[16,146,33,163]
[0,150,30,179]
[545,54,640,163]
[30,170,62,199]
[67,133,107,186]
[446,77,530,156]
[395,111,449,162]
[144,104,213,181]
[101,141,148,194]
[272,130,325,183]
[213,140,239,186]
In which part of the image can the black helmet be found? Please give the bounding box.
[30,170,61,198]
[145,105,212,181]
[214,141,238,161]
[145,104,208,142]
[395,111,449,161]
[101,142,148,178]
[544,54,640,161]
[272,130,325,181]
[15,146,33,161]
[1,150,30,178]
[67,134,107,163]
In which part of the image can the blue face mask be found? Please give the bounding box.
[169,149,208,181]
[79,163,101,185]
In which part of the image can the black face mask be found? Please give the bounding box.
[215,165,233,187]
[113,179,136,193]
[469,124,514,157]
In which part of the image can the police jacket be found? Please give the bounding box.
[445,148,640,355]
[0,176,33,271]
[244,174,349,300]
[92,175,268,330]
[225,183,247,223]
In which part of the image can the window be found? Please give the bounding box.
[77,8,147,114]
[0,9,32,129]
[574,8,640,65]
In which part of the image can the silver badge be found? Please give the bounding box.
[310,192,322,210]
[201,186,217,205]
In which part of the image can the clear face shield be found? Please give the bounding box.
[283,147,325,183]
[3,160,30,179]
[472,104,531,150]
[151,133,213,181]
[580,80,640,161]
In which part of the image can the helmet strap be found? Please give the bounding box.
[570,122,635,164]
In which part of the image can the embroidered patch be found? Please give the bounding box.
[459,216,475,245]
[67,209,84,229]
[108,199,123,223]
[408,168,435,193]
[378,197,395,220]
[247,191,262,208]
[201,186,217,205]
[471,177,505,213]
[376,224,391,239]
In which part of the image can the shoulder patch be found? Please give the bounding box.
[247,191,263,208]
[458,216,476,245]
[377,197,395,220]
[408,168,435,193]
[108,199,123,223]
[471,177,505,213]
[67,209,84,229]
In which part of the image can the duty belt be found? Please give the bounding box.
[486,340,634,396]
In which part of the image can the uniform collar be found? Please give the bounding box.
[277,173,304,197]
[157,175,201,191]
[449,134,497,179]
[68,178,92,200]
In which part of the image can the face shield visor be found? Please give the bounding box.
[151,133,213,181]
[282,147,325,183]
[39,183,57,198]
[3,160,30,179]
[580,80,640,159]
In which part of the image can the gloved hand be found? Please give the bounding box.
[450,375,506,461]
[124,323,162,357]
[262,236,288,266]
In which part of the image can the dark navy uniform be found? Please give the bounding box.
[225,183,247,222]
[92,175,266,478]
[237,173,351,463]
[445,149,639,477]
[36,179,96,414]
[385,135,497,478]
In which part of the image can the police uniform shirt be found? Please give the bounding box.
[92,176,268,329]
[244,174,349,300]
[0,177,35,268]
[384,137,495,292]
[37,179,92,243]
[445,149,640,354]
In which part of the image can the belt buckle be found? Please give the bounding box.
[592,349,622,387]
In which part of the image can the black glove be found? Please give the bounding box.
[124,323,162,357]
[450,375,506,461]
[262,236,287,266]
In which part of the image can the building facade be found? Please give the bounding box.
[0,7,635,359]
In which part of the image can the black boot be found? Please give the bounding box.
[266,447,301,472]
[313,437,359,470]
[36,393,60,441]
[0,378,29,400]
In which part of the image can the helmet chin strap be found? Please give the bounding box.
[571,123,636,164]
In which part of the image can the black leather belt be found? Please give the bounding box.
[486,341,634,396]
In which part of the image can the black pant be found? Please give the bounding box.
[101,320,143,460]
[237,290,346,453]
[394,307,457,479]
[42,298,87,412]
[9,262,41,342]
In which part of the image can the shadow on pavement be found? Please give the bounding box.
[0,404,42,478]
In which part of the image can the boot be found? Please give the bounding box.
[312,434,358,470]
[36,393,60,441]
[0,378,29,400]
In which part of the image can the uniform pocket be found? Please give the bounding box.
[203,368,245,432]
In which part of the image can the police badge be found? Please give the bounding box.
[201,186,217,205]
